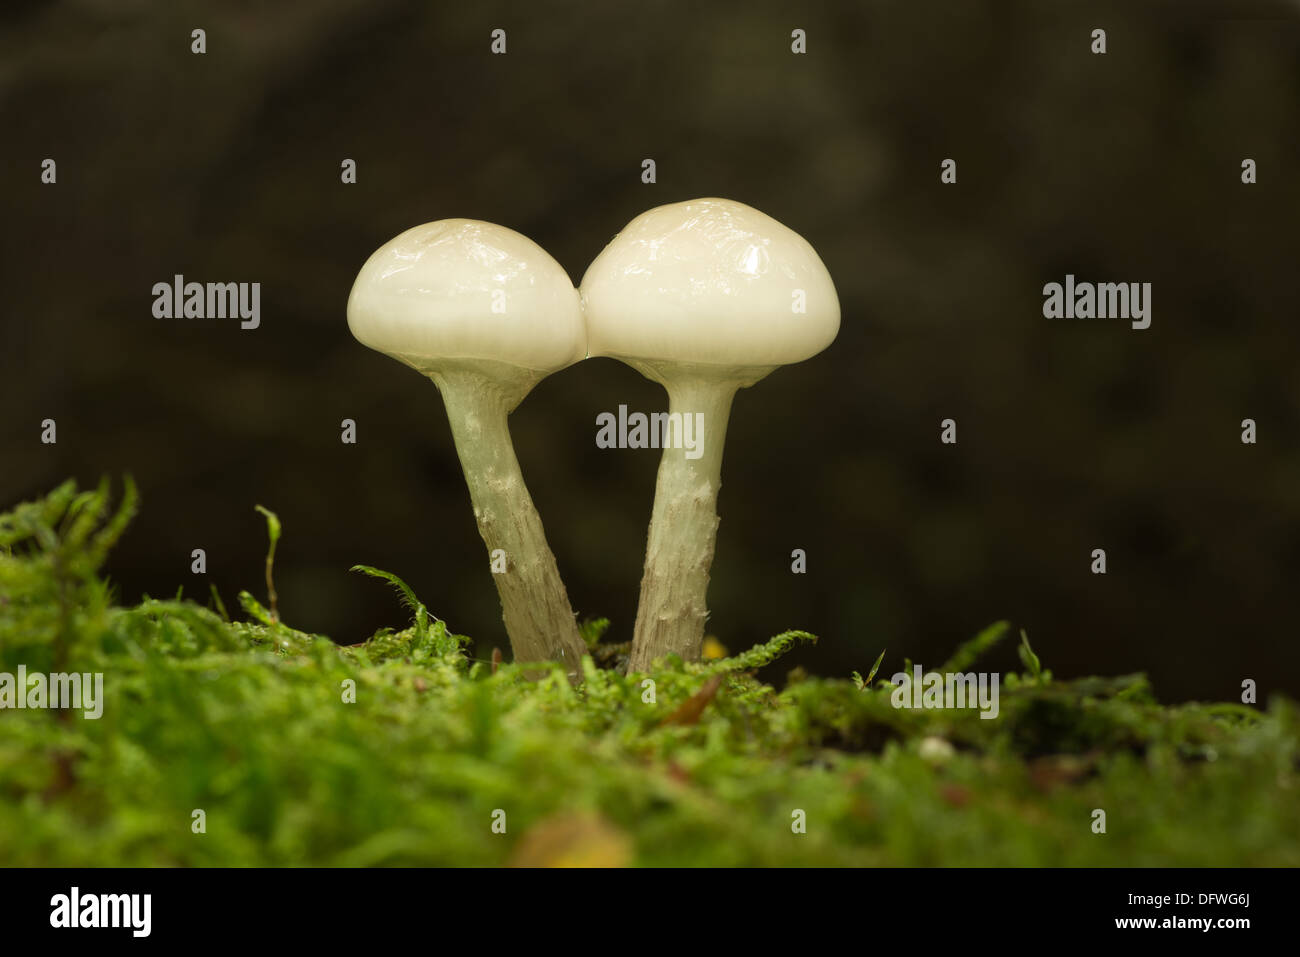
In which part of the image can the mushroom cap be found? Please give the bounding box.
[348,219,585,374]
[580,198,840,369]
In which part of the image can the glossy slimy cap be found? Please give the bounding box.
[348,219,586,374]
[580,198,840,370]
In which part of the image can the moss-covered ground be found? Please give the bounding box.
[0,480,1295,866]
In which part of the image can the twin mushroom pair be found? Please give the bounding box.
[347,198,840,677]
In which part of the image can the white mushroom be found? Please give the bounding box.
[348,219,588,673]
[580,198,839,671]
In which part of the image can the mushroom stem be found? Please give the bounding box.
[430,367,587,675]
[627,369,749,672]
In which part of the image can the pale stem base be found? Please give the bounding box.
[431,368,587,677]
[627,376,738,672]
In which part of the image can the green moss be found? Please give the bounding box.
[0,480,1295,866]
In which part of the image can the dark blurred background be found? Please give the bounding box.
[2,0,1298,700]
